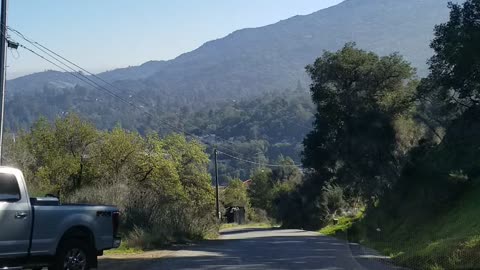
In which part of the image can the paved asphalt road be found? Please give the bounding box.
[142,228,406,270]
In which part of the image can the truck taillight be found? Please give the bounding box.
[112,211,120,236]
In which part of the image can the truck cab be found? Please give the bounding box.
[0,167,121,269]
[0,169,31,259]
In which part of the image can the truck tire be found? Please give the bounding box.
[50,239,93,270]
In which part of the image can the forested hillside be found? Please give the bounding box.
[2,1,452,185]
[5,85,314,184]
[7,0,450,118]
[188,87,313,183]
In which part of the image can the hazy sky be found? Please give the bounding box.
[7,0,343,78]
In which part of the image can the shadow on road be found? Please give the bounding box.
[99,258,158,270]
[220,227,278,235]
[99,229,405,270]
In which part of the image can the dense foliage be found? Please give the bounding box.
[5,86,314,186]
[291,1,480,269]
[257,44,420,229]
[3,115,216,248]
[245,4,480,269]
[189,88,314,184]
[303,43,417,198]
[247,158,302,220]
[222,179,250,209]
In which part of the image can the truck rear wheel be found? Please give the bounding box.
[50,239,93,270]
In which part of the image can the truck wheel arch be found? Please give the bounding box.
[55,226,97,268]
[57,226,96,249]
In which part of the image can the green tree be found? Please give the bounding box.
[134,134,185,202]
[94,126,144,184]
[416,0,480,142]
[320,184,346,221]
[271,156,302,185]
[223,179,249,208]
[410,0,480,190]
[248,160,302,219]
[162,134,214,207]
[248,169,274,213]
[3,132,37,193]
[54,114,98,189]
[9,115,100,195]
[5,114,217,247]
[303,43,417,199]
[425,0,480,112]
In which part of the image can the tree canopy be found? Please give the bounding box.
[303,43,417,198]
[3,114,216,247]
[428,0,480,108]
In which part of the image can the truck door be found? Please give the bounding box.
[0,172,32,259]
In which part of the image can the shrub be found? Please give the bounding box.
[320,183,347,222]
[67,184,217,248]
[248,207,270,223]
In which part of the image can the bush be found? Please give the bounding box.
[126,189,215,242]
[247,207,270,223]
[320,183,347,222]
[67,184,217,248]
[16,115,218,249]
[65,184,130,211]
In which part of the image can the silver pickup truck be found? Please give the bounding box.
[0,167,121,270]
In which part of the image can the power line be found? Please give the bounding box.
[18,45,101,93]
[9,26,151,106]
[9,28,198,121]
[19,42,302,168]
[14,48,206,148]
[17,43,203,142]
[217,150,303,168]
[12,43,254,162]
[8,26,248,155]
[11,28,303,168]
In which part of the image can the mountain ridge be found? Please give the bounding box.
[6,0,452,117]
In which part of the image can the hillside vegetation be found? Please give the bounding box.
[3,115,217,249]
[7,0,450,121]
[189,88,314,183]
[3,0,453,189]
[243,1,480,269]
[6,86,315,185]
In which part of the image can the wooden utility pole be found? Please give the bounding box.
[214,148,220,219]
[0,0,8,165]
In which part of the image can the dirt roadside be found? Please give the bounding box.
[98,250,175,270]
